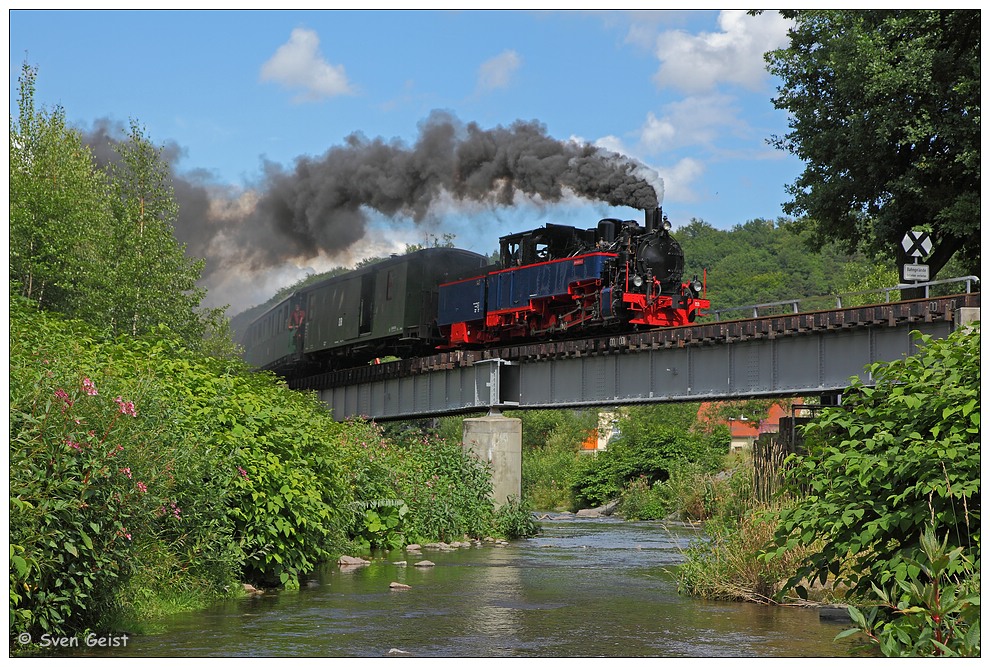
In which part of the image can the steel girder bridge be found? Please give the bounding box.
[286,291,980,422]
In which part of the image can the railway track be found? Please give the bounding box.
[286,292,979,393]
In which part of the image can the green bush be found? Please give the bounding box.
[338,421,497,546]
[9,300,241,637]
[617,475,669,520]
[347,500,411,551]
[522,444,580,511]
[675,503,820,604]
[513,409,595,511]
[764,326,980,600]
[9,368,157,635]
[494,497,541,539]
[571,414,726,509]
[839,530,980,656]
[210,372,352,587]
[9,298,361,642]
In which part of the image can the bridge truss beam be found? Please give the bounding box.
[311,295,978,421]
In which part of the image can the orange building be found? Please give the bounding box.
[697,401,801,451]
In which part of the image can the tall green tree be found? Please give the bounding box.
[762,10,980,278]
[676,217,866,311]
[9,63,114,319]
[10,63,235,355]
[102,120,209,342]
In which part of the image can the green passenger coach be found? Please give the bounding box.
[242,247,490,376]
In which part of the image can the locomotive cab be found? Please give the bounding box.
[499,223,596,267]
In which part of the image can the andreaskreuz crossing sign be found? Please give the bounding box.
[901,230,933,258]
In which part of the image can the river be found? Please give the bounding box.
[68,516,856,658]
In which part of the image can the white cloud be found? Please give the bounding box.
[653,10,792,94]
[476,50,522,93]
[659,157,706,204]
[260,28,355,102]
[638,93,743,153]
[639,112,677,150]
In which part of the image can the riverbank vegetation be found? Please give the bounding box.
[9,297,535,647]
[675,326,982,657]
[512,325,980,657]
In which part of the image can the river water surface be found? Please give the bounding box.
[70,516,855,658]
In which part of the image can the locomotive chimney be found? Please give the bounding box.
[645,207,661,232]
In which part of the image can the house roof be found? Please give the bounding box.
[698,399,804,438]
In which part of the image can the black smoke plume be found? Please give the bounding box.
[82,111,663,308]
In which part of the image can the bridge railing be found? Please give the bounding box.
[710,275,980,321]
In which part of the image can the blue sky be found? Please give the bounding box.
[9,8,802,312]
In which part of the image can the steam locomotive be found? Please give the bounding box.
[242,208,709,377]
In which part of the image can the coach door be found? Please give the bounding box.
[358,272,375,335]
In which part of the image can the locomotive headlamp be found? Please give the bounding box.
[632,274,644,288]
[661,215,672,232]
[692,279,703,295]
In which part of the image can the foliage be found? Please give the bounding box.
[9,364,156,636]
[676,217,869,312]
[522,443,584,511]
[101,119,212,345]
[9,62,233,355]
[838,530,980,657]
[348,500,411,551]
[9,298,240,639]
[616,476,669,521]
[570,449,625,508]
[217,373,353,588]
[511,409,596,510]
[571,405,726,508]
[676,502,822,604]
[834,259,902,307]
[493,497,541,539]
[8,297,359,643]
[764,325,980,600]
[338,420,498,546]
[9,63,115,321]
[762,10,980,276]
[674,455,827,604]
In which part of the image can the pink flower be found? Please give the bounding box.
[81,377,98,396]
[120,467,132,479]
[54,388,73,410]
[65,438,81,451]
[237,466,249,480]
[114,396,137,417]
[136,481,147,493]
[159,501,182,518]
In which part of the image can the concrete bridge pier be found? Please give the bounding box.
[462,410,521,507]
